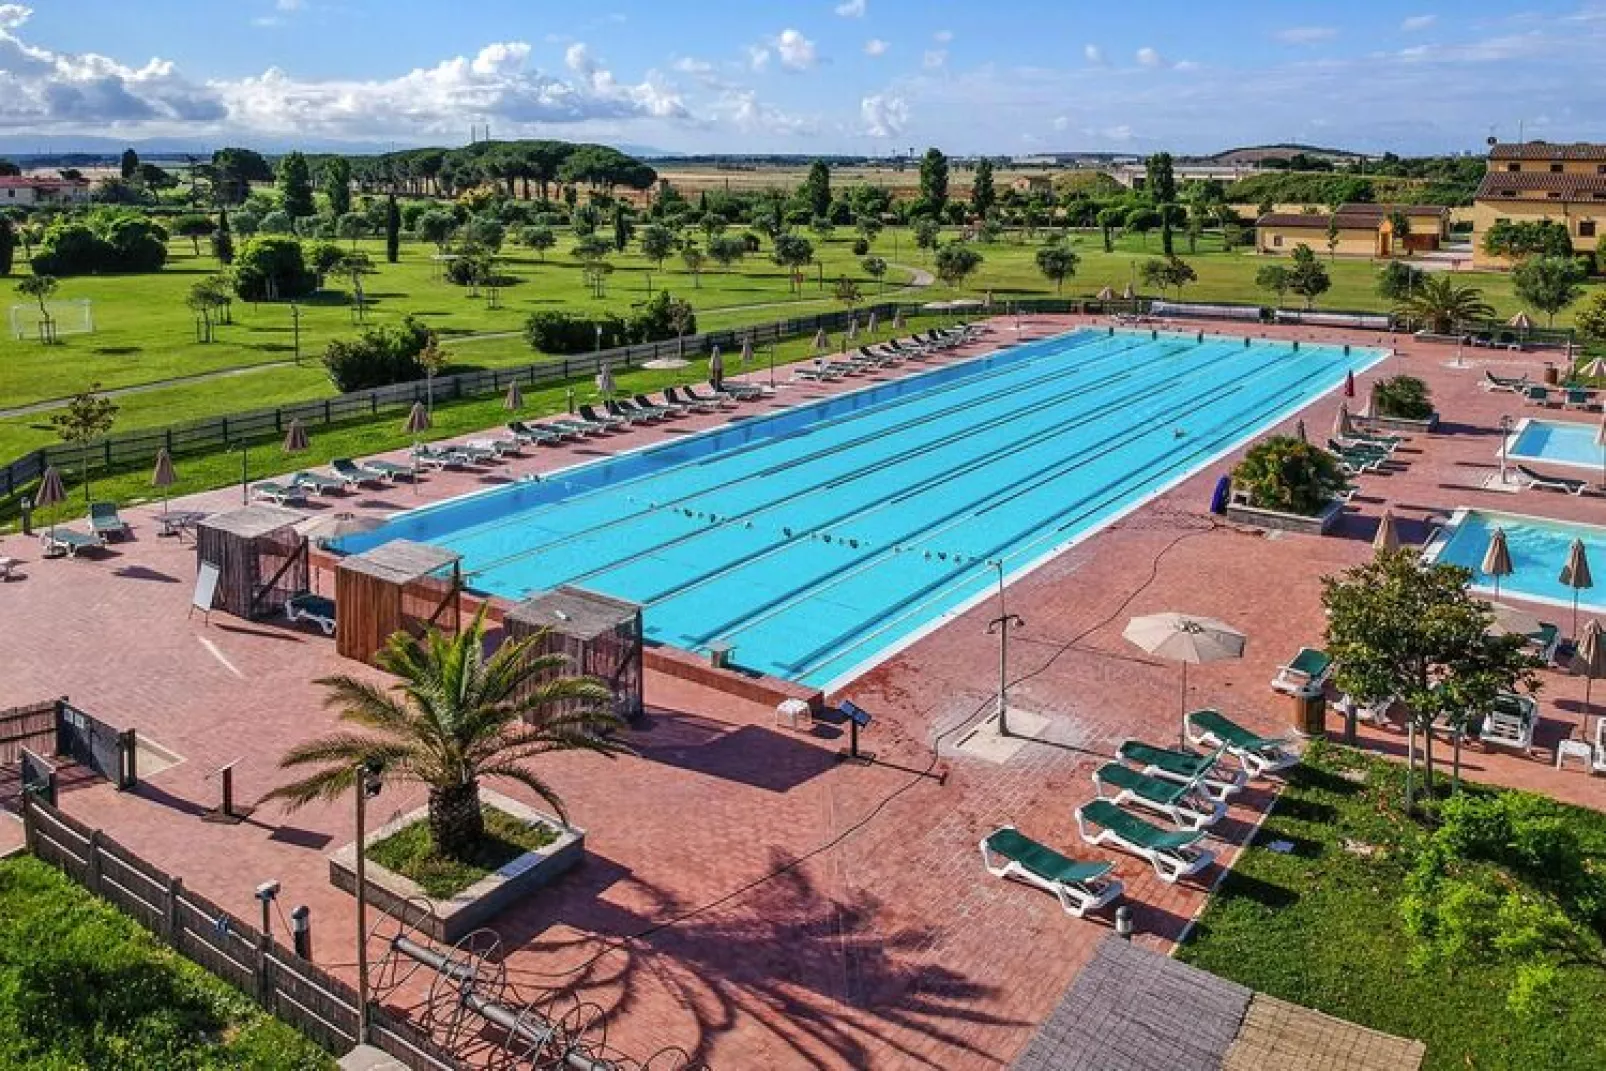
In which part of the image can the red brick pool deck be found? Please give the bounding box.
[1,316,1601,1068]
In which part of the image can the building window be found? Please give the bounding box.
[1548,191,1562,199]
[1499,190,1517,197]
[1506,163,1521,172]
[1273,235,1283,248]
[1551,163,1564,173]
[1599,165,1606,174]
[1581,220,1597,238]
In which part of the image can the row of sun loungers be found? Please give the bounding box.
[793,326,985,382]
[982,710,1298,917]
[1522,384,1601,410]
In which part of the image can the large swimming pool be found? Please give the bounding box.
[337,329,1385,686]
[1426,508,1606,614]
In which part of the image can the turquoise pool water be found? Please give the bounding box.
[1429,510,1606,613]
[1510,419,1606,471]
[337,329,1384,686]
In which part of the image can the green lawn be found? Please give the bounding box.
[369,806,559,900]
[1177,744,1606,1071]
[0,854,334,1070]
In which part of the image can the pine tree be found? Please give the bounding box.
[277,151,316,218]
[322,156,352,217]
[0,217,14,276]
[803,160,832,220]
[212,208,234,265]
[119,148,139,180]
[971,158,996,219]
[919,148,949,217]
[385,193,401,264]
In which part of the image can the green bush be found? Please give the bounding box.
[1231,435,1348,515]
[523,310,631,354]
[1372,375,1433,420]
[30,210,168,275]
[232,237,317,302]
[322,316,435,392]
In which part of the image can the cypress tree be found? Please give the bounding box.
[0,218,14,276]
[212,208,234,265]
[385,193,401,263]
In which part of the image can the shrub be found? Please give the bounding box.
[1231,435,1348,515]
[231,237,317,302]
[629,289,694,343]
[322,316,435,391]
[523,310,631,354]
[304,240,345,279]
[445,252,491,287]
[1372,375,1433,420]
[852,237,869,256]
[29,211,167,275]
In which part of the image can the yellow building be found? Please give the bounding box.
[1471,142,1606,268]
[1255,203,1449,258]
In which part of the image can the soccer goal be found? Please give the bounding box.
[10,299,94,342]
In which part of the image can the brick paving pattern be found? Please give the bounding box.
[1223,995,1425,1071]
[0,317,1598,1067]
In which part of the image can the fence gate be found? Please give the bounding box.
[55,702,137,789]
[0,701,58,810]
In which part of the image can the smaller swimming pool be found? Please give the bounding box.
[1507,418,1606,472]
[1426,508,1606,613]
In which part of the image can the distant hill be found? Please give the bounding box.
[1208,144,1364,165]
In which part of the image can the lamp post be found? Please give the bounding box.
[985,561,1024,738]
[354,759,383,1045]
[1498,414,1514,486]
[290,304,302,366]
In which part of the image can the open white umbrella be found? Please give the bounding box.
[596,360,616,400]
[1578,357,1606,381]
[151,448,177,517]
[708,345,725,392]
[503,381,523,411]
[1123,612,1246,716]
[1574,620,1605,735]
[1481,528,1513,601]
[1561,538,1594,638]
[1096,285,1116,301]
[36,465,66,548]
[1373,510,1400,555]
[282,418,309,454]
[298,511,382,548]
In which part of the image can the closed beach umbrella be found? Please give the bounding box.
[1561,538,1594,638]
[503,381,523,411]
[1579,356,1606,381]
[846,318,858,343]
[596,359,615,400]
[1294,419,1307,444]
[1373,510,1401,555]
[867,312,878,337]
[151,448,176,516]
[404,402,431,434]
[1122,282,1136,301]
[282,418,308,454]
[1123,612,1246,716]
[1096,285,1116,301]
[740,335,753,367]
[1344,370,1356,399]
[36,465,66,546]
[708,345,724,391]
[893,308,906,330]
[1507,311,1534,332]
[1481,527,1513,601]
[813,327,828,352]
[1332,403,1353,439]
[1573,620,1605,732]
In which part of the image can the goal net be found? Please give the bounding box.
[10,299,94,341]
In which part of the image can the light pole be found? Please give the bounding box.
[354,759,383,1045]
[290,303,302,366]
[1498,414,1514,485]
[985,561,1024,738]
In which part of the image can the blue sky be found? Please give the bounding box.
[4,1,1605,154]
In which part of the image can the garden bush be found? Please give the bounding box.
[30,210,168,275]
[1372,375,1433,420]
[523,310,631,354]
[1231,435,1348,515]
[232,237,317,302]
[322,315,435,391]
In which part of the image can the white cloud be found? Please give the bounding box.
[1401,14,1437,32]
[1083,44,1104,64]
[0,3,29,28]
[1135,47,1164,68]
[1051,115,1068,131]
[671,56,712,75]
[563,42,592,74]
[275,0,303,10]
[718,88,815,136]
[860,93,908,137]
[933,29,953,43]
[864,38,888,57]
[747,46,770,72]
[835,0,866,17]
[1275,26,1338,44]
[774,28,817,71]
[923,49,947,69]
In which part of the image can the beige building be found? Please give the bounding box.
[1471,142,1606,268]
[1255,203,1449,258]
[0,176,91,206]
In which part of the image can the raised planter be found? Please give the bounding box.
[1366,411,1439,433]
[329,789,584,943]
[1225,497,1346,536]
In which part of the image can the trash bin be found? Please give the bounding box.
[1291,692,1327,737]
[1544,363,1559,386]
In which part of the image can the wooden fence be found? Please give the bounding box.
[20,794,459,1070]
[0,301,918,505]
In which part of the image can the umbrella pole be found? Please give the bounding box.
[1179,661,1189,746]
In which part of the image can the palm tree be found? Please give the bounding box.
[1393,275,1495,334]
[262,612,627,859]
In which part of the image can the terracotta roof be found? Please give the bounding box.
[1475,172,1606,200]
[1336,203,1448,218]
[1489,142,1606,161]
[0,176,89,189]
[1256,213,1380,230]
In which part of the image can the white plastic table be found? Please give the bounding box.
[1556,739,1593,771]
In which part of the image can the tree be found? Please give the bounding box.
[918,148,950,217]
[231,237,316,302]
[1387,209,1412,253]
[771,233,814,294]
[119,148,139,181]
[680,244,705,288]
[336,211,368,249]
[1325,215,1341,260]
[321,157,352,217]
[263,611,625,860]
[382,193,400,264]
[1286,244,1332,310]
[415,208,456,253]
[640,223,678,269]
[1574,289,1606,347]
[1376,260,1423,303]
[934,241,983,290]
[1124,206,1161,249]
[1232,436,1347,515]
[1034,241,1080,295]
[49,383,118,506]
[1512,255,1584,327]
[803,160,832,220]
[708,234,746,272]
[971,158,996,219]
[186,277,228,342]
[520,224,556,261]
[338,251,375,319]
[1140,256,1197,300]
[1146,153,1178,255]
[1255,263,1292,309]
[913,218,941,259]
[211,208,234,266]
[1096,206,1124,253]
[1394,274,1494,334]
[834,275,862,308]
[258,209,293,236]
[809,216,835,243]
[1483,219,1573,261]
[15,274,57,340]
[0,216,13,276]
[1323,550,1540,809]
[856,215,883,248]
[611,206,634,252]
[861,254,889,293]
[276,151,316,218]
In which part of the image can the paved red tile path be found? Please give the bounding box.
[1,316,1601,1068]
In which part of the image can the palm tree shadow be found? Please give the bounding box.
[476,848,1022,1068]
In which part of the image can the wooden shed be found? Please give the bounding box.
[505,586,643,724]
[195,505,308,620]
[334,539,462,664]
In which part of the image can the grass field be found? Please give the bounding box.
[0,854,334,1069]
[1177,744,1606,1071]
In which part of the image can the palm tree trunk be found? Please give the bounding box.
[428,780,484,858]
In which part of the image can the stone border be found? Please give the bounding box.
[1367,411,1439,433]
[329,789,584,943]
[1225,497,1346,536]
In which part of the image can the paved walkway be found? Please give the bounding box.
[0,315,1598,1068]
